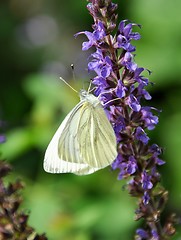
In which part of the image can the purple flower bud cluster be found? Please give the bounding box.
[76,0,177,238]
[0,124,47,239]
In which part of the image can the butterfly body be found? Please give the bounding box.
[44,90,117,175]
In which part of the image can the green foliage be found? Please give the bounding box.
[0,0,181,239]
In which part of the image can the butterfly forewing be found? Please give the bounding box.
[58,101,90,164]
[44,102,89,173]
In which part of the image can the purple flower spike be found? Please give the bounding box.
[76,0,176,238]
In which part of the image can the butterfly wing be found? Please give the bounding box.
[44,100,99,174]
[77,102,117,174]
[44,96,118,175]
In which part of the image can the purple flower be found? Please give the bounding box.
[141,107,159,130]
[136,229,149,239]
[149,144,165,166]
[125,94,141,112]
[120,52,137,71]
[75,21,106,51]
[112,153,124,171]
[118,20,141,41]
[92,76,110,95]
[113,155,137,180]
[133,67,149,85]
[93,21,106,40]
[88,49,113,78]
[115,20,141,52]
[135,126,149,144]
[151,230,159,240]
[141,171,153,190]
[138,84,152,100]
[126,156,137,174]
[115,80,127,98]
[75,31,95,50]
[136,228,159,239]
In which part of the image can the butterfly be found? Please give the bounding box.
[44,83,118,175]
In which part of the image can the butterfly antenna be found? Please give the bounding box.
[71,63,76,82]
[59,77,78,93]
[89,86,96,93]
[87,79,93,93]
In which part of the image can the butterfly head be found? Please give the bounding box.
[80,89,89,98]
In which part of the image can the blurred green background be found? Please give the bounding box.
[1,0,181,239]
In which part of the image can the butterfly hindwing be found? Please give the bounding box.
[78,102,117,170]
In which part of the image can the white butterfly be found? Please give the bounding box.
[44,88,118,175]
